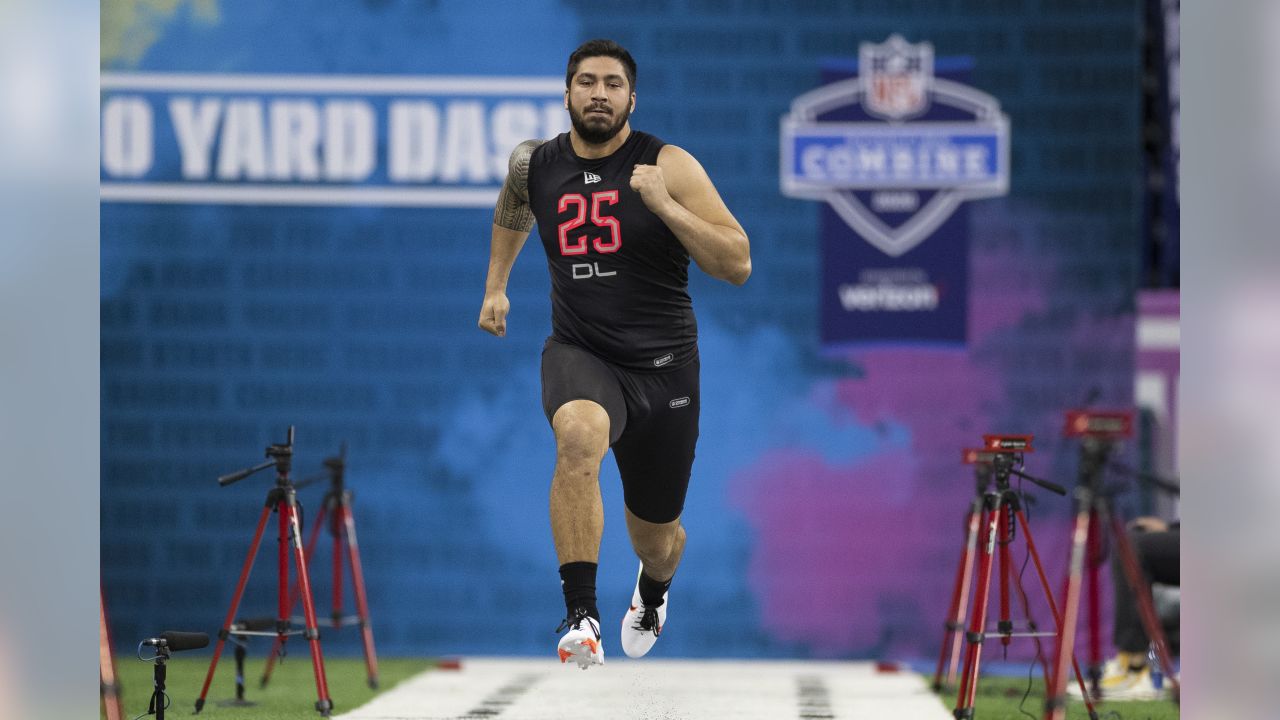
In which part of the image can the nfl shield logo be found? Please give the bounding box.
[861,34,933,120]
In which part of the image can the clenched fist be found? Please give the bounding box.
[630,163,674,213]
[477,292,510,337]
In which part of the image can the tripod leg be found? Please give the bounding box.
[234,643,247,701]
[152,660,168,720]
[1040,502,1096,720]
[280,499,293,625]
[332,504,344,628]
[100,589,124,720]
[341,500,381,689]
[270,496,294,686]
[997,506,1013,653]
[262,503,328,688]
[947,502,982,687]
[954,497,999,719]
[1108,512,1180,702]
[933,520,973,691]
[284,494,334,716]
[1086,508,1103,689]
[196,505,273,713]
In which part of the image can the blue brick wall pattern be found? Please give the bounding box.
[101,0,1143,660]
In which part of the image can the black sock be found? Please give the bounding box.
[638,570,672,608]
[559,562,599,622]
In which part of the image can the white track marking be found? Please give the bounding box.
[336,657,952,720]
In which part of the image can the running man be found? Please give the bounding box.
[478,39,750,668]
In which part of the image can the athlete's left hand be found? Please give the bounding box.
[631,164,674,213]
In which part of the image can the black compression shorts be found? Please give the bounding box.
[540,337,699,524]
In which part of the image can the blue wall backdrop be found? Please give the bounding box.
[101,0,1143,662]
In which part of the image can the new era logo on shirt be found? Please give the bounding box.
[583,172,602,184]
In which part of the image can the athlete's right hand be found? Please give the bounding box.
[478,292,510,337]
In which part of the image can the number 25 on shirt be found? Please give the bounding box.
[558,191,622,256]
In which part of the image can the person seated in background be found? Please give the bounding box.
[1072,516,1180,701]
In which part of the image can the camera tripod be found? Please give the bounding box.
[950,437,1098,720]
[259,445,380,690]
[1043,435,1180,720]
[194,427,333,717]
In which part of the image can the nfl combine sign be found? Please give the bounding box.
[781,35,1010,347]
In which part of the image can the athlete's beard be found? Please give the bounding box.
[569,100,631,145]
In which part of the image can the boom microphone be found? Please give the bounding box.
[143,631,210,652]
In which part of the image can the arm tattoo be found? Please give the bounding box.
[493,139,542,232]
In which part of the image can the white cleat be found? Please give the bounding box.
[620,566,667,658]
[556,611,603,669]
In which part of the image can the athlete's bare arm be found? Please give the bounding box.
[479,139,542,337]
[630,145,751,285]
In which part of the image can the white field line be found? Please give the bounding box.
[335,657,952,720]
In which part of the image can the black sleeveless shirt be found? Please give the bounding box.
[527,131,697,371]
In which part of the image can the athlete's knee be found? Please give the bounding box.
[672,523,686,556]
[632,521,683,566]
[633,536,670,567]
[552,400,610,465]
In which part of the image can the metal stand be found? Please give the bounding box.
[194,427,333,717]
[952,437,1098,720]
[261,445,380,689]
[1043,435,1180,719]
[147,647,169,720]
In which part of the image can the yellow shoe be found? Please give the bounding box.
[1065,652,1143,700]
[1104,665,1169,701]
[1099,652,1141,678]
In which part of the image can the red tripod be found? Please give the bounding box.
[260,446,380,690]
[1044,414,1180,720]
[194,427,333,717]
[952,436,1098,720]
